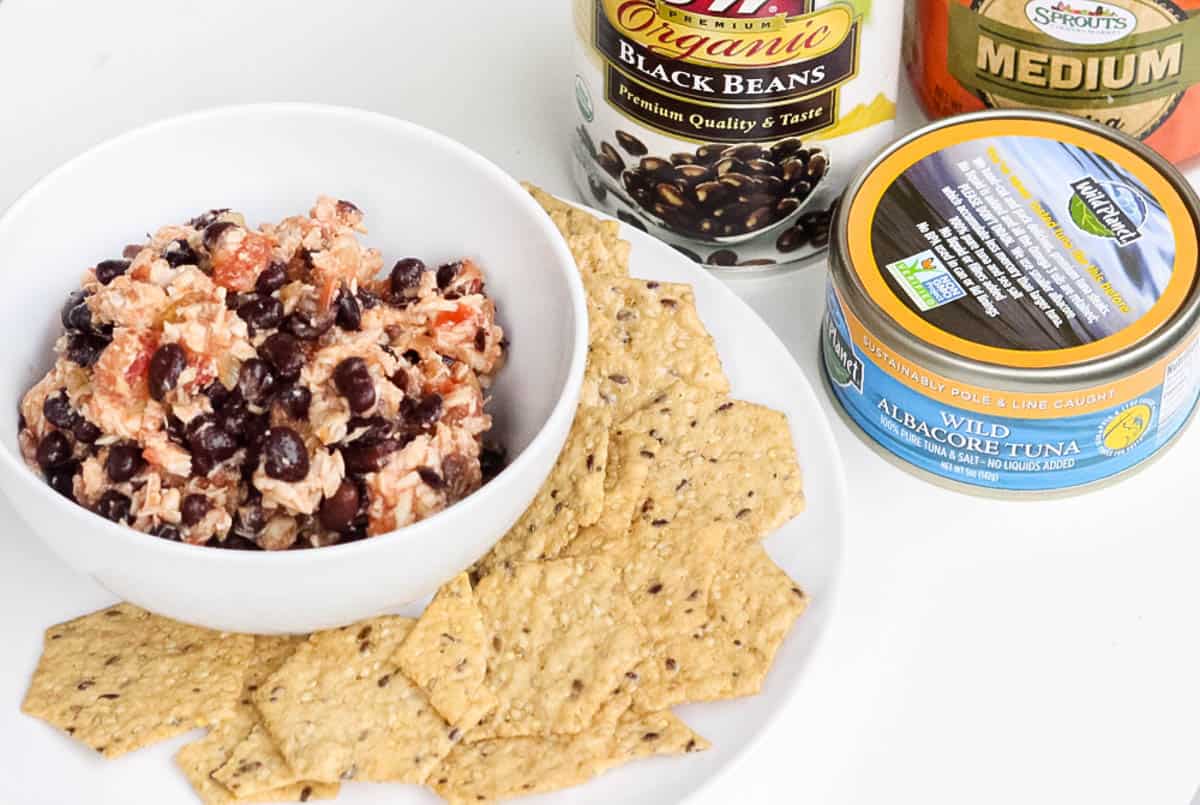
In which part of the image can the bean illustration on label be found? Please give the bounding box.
[572,0,901,269]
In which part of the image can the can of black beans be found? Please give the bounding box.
[570,0,902,271]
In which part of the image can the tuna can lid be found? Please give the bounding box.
[832,110,1200,392]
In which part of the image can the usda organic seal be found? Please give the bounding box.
[822,110,1200,494]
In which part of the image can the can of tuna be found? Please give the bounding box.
[821,109,1200,493]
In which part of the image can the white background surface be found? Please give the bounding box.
[0,1,1197,803]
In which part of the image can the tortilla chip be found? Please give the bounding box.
[431,694,707,801]
[21,603,252,758]
[468,556,648,742]
[253,616,456,784]
[635,543,807,710]
[175,635,334,804]
[474,404,611,576]
[619,385,805,539]
[394,573,497,732]
[582,277,728,421]
[524,183,631,279]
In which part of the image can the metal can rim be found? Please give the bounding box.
[830,109,1200,394]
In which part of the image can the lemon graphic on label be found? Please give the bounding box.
[1102,403,1152,452]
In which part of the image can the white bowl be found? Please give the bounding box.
[0,104,587,634]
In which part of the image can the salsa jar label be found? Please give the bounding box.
[906,0,1200,165]
[572,0,901,270]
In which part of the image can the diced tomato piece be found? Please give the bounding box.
[433,304,474,329]
[124,332,159,388]
[212,231,272,292]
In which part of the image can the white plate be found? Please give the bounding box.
[0,214,846,805]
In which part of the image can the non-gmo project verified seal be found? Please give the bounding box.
[885,250,967,312]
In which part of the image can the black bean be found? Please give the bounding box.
[243,412,271,452]
[203,221,237,251]
[45,461,79,501]
[319,480,360,532]
[616,130,648,156]
[263,428,310,482]
[73,418,101,444]
[402,393,442,429]
[237,359,276,406]
[36,431,73,470]
[181,494,211,527]
[333,358,375,414]
[66,332,109,367]
[357,288,381,310]
[282,310,334,341]
[776,226,807,253]
[346,416,393,445]
[43,392,77,429]
[259,332,304,380]
[417,467,444,489]
[695,144,726,164]
[95,490,132,524]
[188,208,230,228]
[186,414,238,465]
[480,444,506,483]
[203,381,237,411]
[148,343,187,401]
[807,152,828,181]
[596,142,625,179]
[151,524,181,541]
[105,442,143,483]
[95,259,131,285]
[61,290,93,332]
[216,400,252,437]
[162,239,199,268]
[390,258,426,299]
[275,385,312,419]
[238,295,284,331]
[340,439,401,474]
[707,249,738,267]
[255,261,288,294]
[436,262,460,291]
[335,290,362,331]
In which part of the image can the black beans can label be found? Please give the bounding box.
[571,0,901,269]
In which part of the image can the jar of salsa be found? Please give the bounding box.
[905,0,1200,165]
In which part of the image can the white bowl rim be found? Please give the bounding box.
[0,101,589,567]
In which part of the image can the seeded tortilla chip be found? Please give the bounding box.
[474,404,611,577]
[468,556,648,742]
[21,603,252,758]
[394,573,497,732]
[524,183,631,280]
[582,277,728,421]
[635,543,807,711]
[431,694,708,801]
[177,713,338,804]
[253,616,456,784]
[176,635,335,804]
[619,385,805,540]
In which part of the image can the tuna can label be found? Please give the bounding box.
[570,0,901,269]
[947,0,1200,141]
[823,282,1200,489]
[825,114,1200,491]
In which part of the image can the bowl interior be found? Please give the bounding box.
[0,105,580,533]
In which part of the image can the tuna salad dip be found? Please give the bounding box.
[18,197,507,550]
